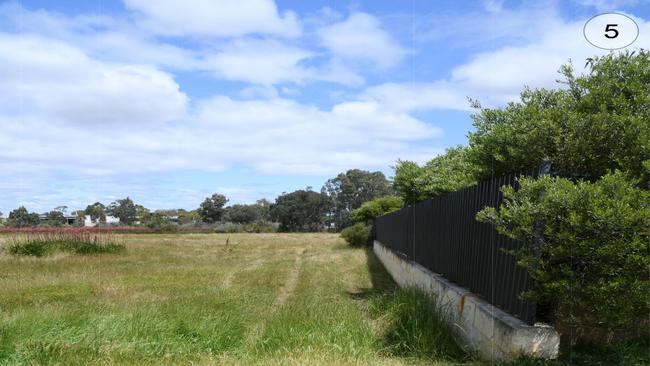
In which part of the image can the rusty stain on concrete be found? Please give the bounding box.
[459,294,466,317]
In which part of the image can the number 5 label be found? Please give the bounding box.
[584,13,639,49]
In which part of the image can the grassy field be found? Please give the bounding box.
[1,233,646,366]
[0,233,474,365]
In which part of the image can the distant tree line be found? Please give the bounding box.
[1,169,395,232]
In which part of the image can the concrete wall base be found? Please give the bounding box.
[373,240,559,361]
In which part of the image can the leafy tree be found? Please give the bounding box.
[7,206,40,227]
[255,198,272,223]
[270,189,331,232]
[391,160,423,204]
[107,197,138,225]
[135,204,150,223]
[225,204,260,224]
[322,169,392,229]
[467,51,649,183]
[199,193,228,223]
[477,172,649,341]
[84,202,106,223]
[393,146,477,203]
[45,210,66,226]
[177,209,200,225]
[143,211,178,232]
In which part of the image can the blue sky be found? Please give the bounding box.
[1,0,648,214]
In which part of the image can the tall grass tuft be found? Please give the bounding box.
[369,288,470,362]
[5,230,125,257]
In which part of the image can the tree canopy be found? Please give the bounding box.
[108,197,138,225]
[84,202,107,223]
[44,210,66,226]
[198,193,228,223]
[225,204,261,224]
[270,189,330,232]
[393,146,477,204]
[7,206,40,227]
[322,169,392,229]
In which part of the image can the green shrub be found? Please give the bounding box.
[340,222,372,247]
[350,196,403,223]
[214,222,277,233]
[477,172,649,341]
[155,222,179,232]
[8,241,50,256]
[145,213,180,232]
[8,238,125,257]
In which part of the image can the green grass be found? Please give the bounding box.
[0,233,646,365]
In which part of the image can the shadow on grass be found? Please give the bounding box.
[347,247,397,301]
[348,247,473,364]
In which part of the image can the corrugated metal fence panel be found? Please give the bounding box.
[375,166,547,325]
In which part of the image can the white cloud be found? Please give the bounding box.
[204,38,364,86]
[237,85,280,99]
[193,96,440,174]
[572,0,641,11]
[0,92,440,190]
[318,12,407,69]
[363,82,471,112]
[413,2,562,49]
[0,3,362,86]
[0,33,188,124]
[450,15,649,101]
[364,14,650,112]
[0,2,200,70]
[205,38,313,85]
[123,0,301,38]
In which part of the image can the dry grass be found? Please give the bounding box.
[0,233,473,365]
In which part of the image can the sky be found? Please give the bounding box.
[1,0,648,214]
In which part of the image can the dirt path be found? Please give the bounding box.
[272,248,304,308]
[245,248,306,347]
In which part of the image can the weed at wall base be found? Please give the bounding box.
[368,288,471,362]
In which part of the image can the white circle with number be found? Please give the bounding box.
[584,13,639,50]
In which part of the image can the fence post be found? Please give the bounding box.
[412,203,416,263]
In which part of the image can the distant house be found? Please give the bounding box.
[84,215,120,227]
[38,214,81,226]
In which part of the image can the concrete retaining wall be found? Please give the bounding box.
[373,240,559,361]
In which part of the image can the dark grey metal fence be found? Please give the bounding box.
[375,163,550,325]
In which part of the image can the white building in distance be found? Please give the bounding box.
[84,215,120,227]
